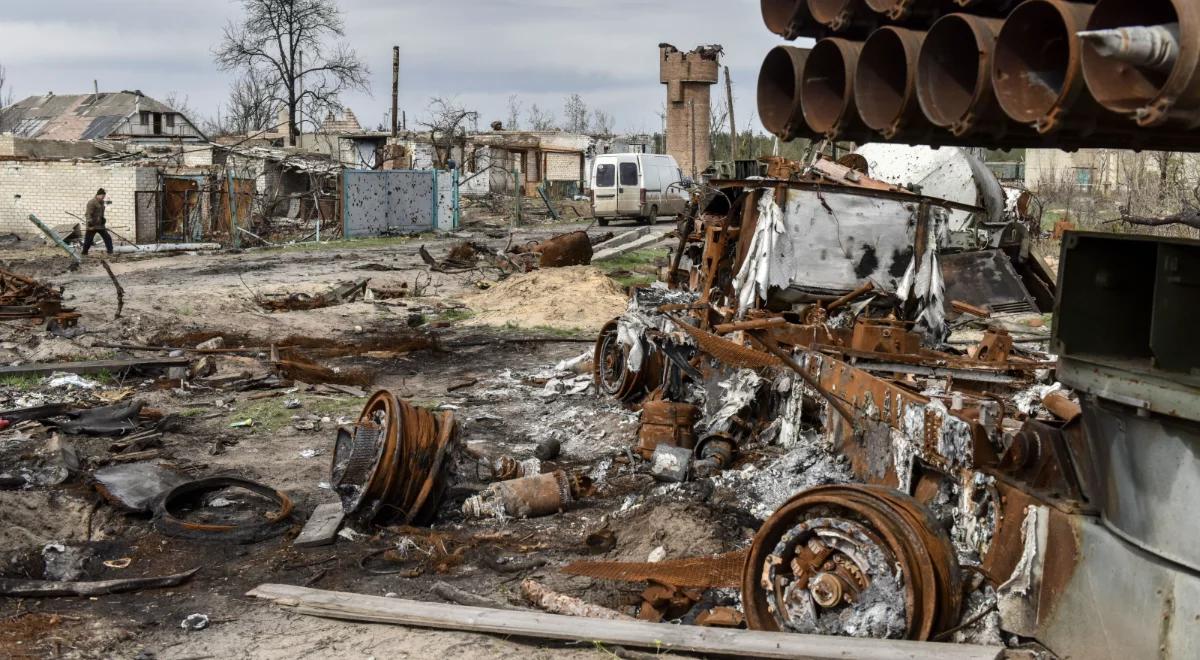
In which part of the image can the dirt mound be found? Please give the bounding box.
[460,266,629,333]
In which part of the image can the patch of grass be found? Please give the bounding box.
[594,247,668,289]
[228,394,363,434]
[277,234,433,254]
[176,305,195,317]
[438,308,476,324]
[0,374,41,391]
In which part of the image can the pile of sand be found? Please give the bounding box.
[459,266,629,333]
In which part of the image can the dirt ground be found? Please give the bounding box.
[0,221,736,660]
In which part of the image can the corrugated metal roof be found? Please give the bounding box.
[0,91,180,141]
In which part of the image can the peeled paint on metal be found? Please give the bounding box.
[732,188,922,313]
[854,144,1004,231]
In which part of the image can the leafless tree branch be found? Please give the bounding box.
[214,0,369,146]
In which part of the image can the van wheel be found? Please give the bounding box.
[597,217,609,227]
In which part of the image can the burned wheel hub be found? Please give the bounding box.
[330,391,457,526]
[744,485,963,641]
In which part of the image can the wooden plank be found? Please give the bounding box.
[0,357,191,378]
[293,503,345,548]
[247,584,1004,660]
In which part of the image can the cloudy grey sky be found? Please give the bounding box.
[0,0,799,135]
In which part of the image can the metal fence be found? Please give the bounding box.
[342,169,459,238]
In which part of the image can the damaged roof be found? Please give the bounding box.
[0,91,182,141]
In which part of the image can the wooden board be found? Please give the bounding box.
[248,584,1003,660]
[293,503,345,548]
[0,357,191,377]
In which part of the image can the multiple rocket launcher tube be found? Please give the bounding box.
[758,0,1200,150]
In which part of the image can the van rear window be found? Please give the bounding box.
[620,162,639,186]
[596,164,615,187]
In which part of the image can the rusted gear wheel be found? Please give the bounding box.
[743,485,962,641]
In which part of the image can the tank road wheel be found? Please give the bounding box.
[743,485,963,641]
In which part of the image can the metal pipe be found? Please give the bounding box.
[807,0,874,33]
[801,38,865,136]
[916,13,1016,136]
[762,0,820,40]
[854,26,927,138]
[993,0,1114,134]
[863,0,941,22]
[1081,0,1199,128]
[391,46,400,138]
[758,46,813,140]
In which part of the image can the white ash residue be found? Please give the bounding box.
[709,432,853,521]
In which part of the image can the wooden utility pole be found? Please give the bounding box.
[724,66,737,163]
[391,46,400,138]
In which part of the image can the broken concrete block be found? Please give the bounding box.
[650,444,692,483]
[195,337,225,351]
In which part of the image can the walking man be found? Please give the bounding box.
[82,188,114,256]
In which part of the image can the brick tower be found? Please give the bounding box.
[659,44,722,179]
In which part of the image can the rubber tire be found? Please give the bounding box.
[598,217,610,227]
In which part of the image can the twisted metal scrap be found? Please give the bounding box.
[672,319,783,370]
[562,550,747,589]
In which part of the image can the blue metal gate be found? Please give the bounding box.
[341,169,459,238]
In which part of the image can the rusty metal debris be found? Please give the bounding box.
[563,550,747,590]
[757,0,1200,150]
[0,267,80,328]
[462,470,591,520]
[153,476,295,544]
[331,391,458,526]
[743,484,962,641]
[258,279,370,312]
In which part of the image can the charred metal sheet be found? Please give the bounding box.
[940,251,1039,315]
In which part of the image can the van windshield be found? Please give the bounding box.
[620,162,639,186]
[596,164,615,187]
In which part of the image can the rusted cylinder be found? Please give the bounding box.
[863,0,941,22]
[763,0,820,40]
[463,470,573,519]
[802,38,865,136]
[994,0,1095,133]
[854,26,927,138]
[807,0,874,33]
[951,0,1022,13]
[916,13,1015,136]
[758,46,813,140]
[1081,0,1200,129]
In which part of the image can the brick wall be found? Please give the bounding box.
[0,161,158,240]
[545,152,581,182]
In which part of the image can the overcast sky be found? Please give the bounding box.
[0,0,807,135]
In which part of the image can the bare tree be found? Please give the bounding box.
[161,92,207,131]
[0,63,12,108]
[527,103,556,131]
[591,108,614,136]
[505,94,522,131]
[217,69,284,136]
[420,98,478,169]
[0,63,13,132]
[563,93,589,134]
[215,0,369,146]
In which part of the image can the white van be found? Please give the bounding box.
[591,154,689,226]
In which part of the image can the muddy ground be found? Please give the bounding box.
[0,220,758,660]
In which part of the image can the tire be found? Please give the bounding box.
[597,217,610,227]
